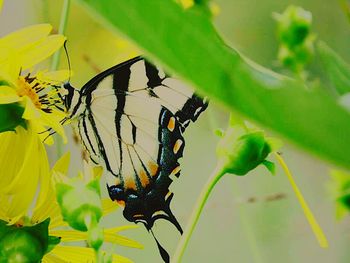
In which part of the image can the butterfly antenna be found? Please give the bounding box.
[148,228,170,263]
[63,40,72,83]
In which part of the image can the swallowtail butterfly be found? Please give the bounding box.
[63,56,207,262]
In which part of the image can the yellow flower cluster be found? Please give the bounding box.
[0,24,142,262]
[0,24,68,222]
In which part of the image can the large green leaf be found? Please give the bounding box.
[76,0,350,169]
[317,41,350,95]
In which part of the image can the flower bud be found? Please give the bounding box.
[274,5,315,72]
[56,178,102,232]
[0,218,50,262]
[275,5,312,48]
[217,130,272,175]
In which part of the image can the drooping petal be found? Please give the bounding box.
[20,35,66,70]
[0,124,51,221]
[0,126,29,189]
[0,85,21,104]
[33,153,71,226]
[5,135,41,217]
[0,24,52,51]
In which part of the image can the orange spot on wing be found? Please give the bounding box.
[117,200,125,208]
[124,176,137,191]
[148,161,159,177]
[167,117,175,131]
[173,139,183,154]
[139,170,150,188]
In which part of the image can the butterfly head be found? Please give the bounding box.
[62,82,81,115]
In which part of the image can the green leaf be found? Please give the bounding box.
[317,41,350,95]
[76,0,350,170]
[262,160,276,175]
[0,103,26,133]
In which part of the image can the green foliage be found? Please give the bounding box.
[0,103,26,133]
[330,170,350,219]
[0,218,51,262]
[76,0,350,170]
[317,41,350,95]
[274,5,315,73]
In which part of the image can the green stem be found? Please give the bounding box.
[51,0,71,71]
[172,164,226,262]
[51,0,71,158]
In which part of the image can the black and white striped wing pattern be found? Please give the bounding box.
[67,56,207,236]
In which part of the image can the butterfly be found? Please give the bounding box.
[62,56,208,262]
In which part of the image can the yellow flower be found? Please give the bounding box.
[0,24,69,144]
[0,125,50,223]
[0,24,69,220]
[0,154,142,262]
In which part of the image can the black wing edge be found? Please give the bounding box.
[175,93,209,132]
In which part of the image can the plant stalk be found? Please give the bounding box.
[172,164,226,262]
[51,0,71,158]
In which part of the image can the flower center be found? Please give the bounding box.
[15,74,65,114]
[16,77,42,109]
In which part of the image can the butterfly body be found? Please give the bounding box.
[63,57,207,261]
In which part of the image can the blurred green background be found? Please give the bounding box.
[1,0,350,262]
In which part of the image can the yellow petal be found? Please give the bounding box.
[49,230,88,242]
[0,124,51,220]
[31,163,53,223]
[42,253,66,263]
[0,127,27,188]
[0,0,3,12]
[0,47,21,85]
[5,135,42,217]
[104,232,143,249]
[37,70,71,83]
[0,86,21,104]
[112,254,134,263]
[49,246,133,263]
[0,195,11,221]
[31,184,56,223]
[52,151,71,175]
[0,24,52,51]
[20,35,66,70]
[104,225,139,233]
[102,198,118,216]
[22,97,40,120]
[40,110,67,143]
[50,226,143,249]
